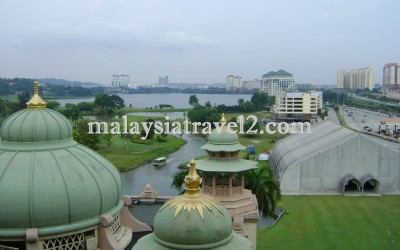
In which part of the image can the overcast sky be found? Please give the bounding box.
[1,0,399,85]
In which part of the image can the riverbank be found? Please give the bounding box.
[98,134,186,172]
[94,114,187,172]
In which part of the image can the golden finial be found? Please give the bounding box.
[184,159,202,198]
[220,113,226,127]
[26,80,47,109]
[159,159,222,219]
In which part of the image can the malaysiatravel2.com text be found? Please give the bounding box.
[87,115,311,140]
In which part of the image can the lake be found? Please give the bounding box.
[55,93,252,108]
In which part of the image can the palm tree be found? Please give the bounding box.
[171,164,281,218]
[171,169,189,194]
[243,164,281,218]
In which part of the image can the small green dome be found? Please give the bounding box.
[153,199,233,248]
[208,128,239,145]
[0,108,73,142]
[133,159,252,250]
[201,128,246,152]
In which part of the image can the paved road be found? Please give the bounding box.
[339,106,390,132]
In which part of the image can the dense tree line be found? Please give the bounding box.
[187,92,272,126]
[0,77,104,97]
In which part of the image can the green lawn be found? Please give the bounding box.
[94,114,186,171]
[97,134,186,172]
[258,195,400,250]
[0,94,18,102]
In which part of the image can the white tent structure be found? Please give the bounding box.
[269,122,400,194]
[258,151,270,161]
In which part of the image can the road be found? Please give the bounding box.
[339,106,390,132]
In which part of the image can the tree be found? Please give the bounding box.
[243,120,260,137]
[102,133,112,151]
[61,103,81,127]
[18,91,30,109]
[77,102,95,112]
[46,100,61,110]
[244,164,281,218]
[140,118,155,139]
[73,119,101,150]
[189,95,199,106]
[94,93,125,115]
[238,98,245,107]
[250,92,268,110]
[171,168,189,194]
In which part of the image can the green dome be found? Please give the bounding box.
[209,128,239,144]
[0,108,73,142]
[0,107,122,237]
[201,128,246,152]
[133,160,252,250]
[153,198,232,248]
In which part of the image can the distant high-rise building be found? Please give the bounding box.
[383,63,400,99]
[159,76,169,85]
[336,67,374,90]
[242,79,260,90]
[383,63,400,89]
[225,75,242,91]
[260,70,295,96]
[111,74,130,87]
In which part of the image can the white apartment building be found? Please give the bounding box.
[273,91,323,122]
[225,75,242,91]
[242,79,260,90]
[260,70,295,96]
[337,67,374,90]
[383,63,400,89]
[111,74,130,87]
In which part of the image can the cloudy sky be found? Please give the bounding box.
[0,0,399,85]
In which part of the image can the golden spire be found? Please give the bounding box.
[26,81,47,109]
[220,113,227,127]
[159,159,222,219]
[184,159,202,198]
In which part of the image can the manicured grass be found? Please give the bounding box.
[97,134,186,172]
[94,114,186,171]
[258,196,400,250]
[0,94,18,102]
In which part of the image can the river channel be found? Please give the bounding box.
[120,133,207,196]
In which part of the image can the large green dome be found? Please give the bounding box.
[0,89,123,237]
[0,108,73,142]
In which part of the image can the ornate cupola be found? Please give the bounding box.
[194,114,260,249]
[133,160,252,249]
[201,114,246,159]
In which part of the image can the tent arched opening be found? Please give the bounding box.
[340,175,361,193]
[361,175,380,193]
